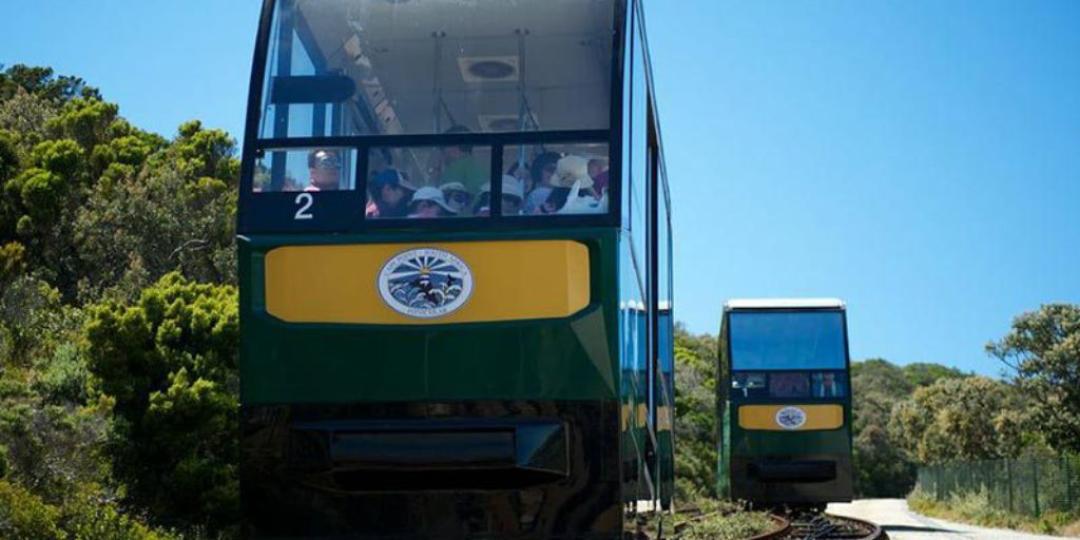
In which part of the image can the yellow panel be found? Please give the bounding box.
[264,240,590,325]
[738,404,844,431]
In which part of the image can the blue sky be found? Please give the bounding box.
[4,1,1079,376]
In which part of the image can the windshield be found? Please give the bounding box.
[728,310,848,371]
[258,0,615,139]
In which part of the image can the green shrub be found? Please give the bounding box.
[60,487,179,540]
[908,484,1078,535]
[0,479,62,539]
[32,343,90,405]
[83,272,239,531]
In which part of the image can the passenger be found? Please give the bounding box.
[538,188,566,214]
[588,157,610,195]
[438,125,487,193]
[550,155,608,215]
[501,175,525,216]
[305,149,344,191]
[505,161,532,194]
[407,186,457,219]
[367,168,416,219]
[440,182,474,216]
[524,151,561,214]
[472,184,492,216]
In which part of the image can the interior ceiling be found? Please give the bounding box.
[293,0,615,133]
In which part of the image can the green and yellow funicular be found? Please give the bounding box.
[237,0,673,537]
[718,299,855,508]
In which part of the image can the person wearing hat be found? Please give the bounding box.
[306,149,344,191]
[439,182,474,216]
[472,183,492,216]
[408,186,458,219]
[545,155,607,215]
[367,168,416,219]
[500,175,526,216]
[469,177,525,217]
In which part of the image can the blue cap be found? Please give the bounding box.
[371,169,416,191]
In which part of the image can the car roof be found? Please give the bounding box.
[724,298,845,311]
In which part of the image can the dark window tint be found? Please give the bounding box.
[729,311,847,371]
[732,372,768,399]
[768,372,810,398]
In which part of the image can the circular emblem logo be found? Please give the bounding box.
[775,406,808,430]
[377,248,473,319]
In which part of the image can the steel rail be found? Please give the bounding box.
[753,511,886,540]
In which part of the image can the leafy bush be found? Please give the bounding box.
[0,479,62,539]
[60,486,179,540]
[908,484,1080,535]
[32,343,90,405]
[84,272,239,531]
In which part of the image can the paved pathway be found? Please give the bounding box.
[827,499,1073,540]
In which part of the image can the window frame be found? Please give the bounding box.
[723,308,853,405]
[726,308,850,372]
[237,0,629,235]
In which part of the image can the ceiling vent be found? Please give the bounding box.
[458,56,520,83]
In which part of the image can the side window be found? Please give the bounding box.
[500,143,611,216]
[811,371,847,398]
[366,146,492,219]
[254,147,356,192]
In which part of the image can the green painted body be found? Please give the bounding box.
[715,308,855,504]
[239,227,671,537]
[239,229,619,405]
[719,405,854,504]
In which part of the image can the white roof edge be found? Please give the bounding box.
[724,298,845,310]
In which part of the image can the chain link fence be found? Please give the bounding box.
[917,455,1080,517]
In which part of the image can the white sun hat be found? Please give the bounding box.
[551,155,595,189]
[409,186,457,214]
[502,175,525,200]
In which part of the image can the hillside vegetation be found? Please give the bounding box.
[1,64,237,539]
[2,64,1077,538]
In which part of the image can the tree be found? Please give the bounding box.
[848,359,967,496]
[83,272,239,531]
[988,304,1080,453]
[673,327,719,498]
[0,64,97,105]
[889,377,1025,463]
[850,360,915,496]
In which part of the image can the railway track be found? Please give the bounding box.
[754,511,887,540]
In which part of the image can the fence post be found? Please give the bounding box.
[1032,459,1041,517]
[1066,455,1073,510]
[936,465,943,501]
[1006,458,1014,513]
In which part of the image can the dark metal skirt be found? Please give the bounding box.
[242,400,623,539]
[731,453,855,505]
